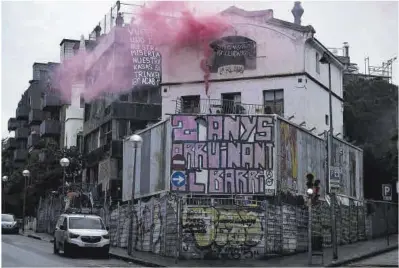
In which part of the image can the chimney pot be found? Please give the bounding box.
[343,42,349,57]
[291,1,304,25]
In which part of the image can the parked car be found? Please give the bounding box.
[53,213,109,257]
[2,214,19,234]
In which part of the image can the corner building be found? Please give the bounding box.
[115,4,368,261]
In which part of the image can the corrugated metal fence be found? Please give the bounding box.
[36,193,397,260]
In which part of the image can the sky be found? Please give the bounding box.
[1,0,398,138]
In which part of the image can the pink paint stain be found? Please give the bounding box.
[52,1,231,102]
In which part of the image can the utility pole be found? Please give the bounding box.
[320,52,338,262]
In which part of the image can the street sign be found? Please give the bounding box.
[382,184,392,201]
[171,171,186,188]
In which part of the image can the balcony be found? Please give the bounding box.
[84,101,161,135]
[8,118,19,131]
[40,120,61,137]
[111,101,161,120]
[27,133,40,149]
[16,106,30,120]
[29,109,43,125]
[15,127,29,140]
[4,138,17,150]
[14,149,28,162]
[175,98,266,115]
[41,94,63,111]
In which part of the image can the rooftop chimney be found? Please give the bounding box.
[343,42,349,57]
[94,25,102,39]
[291,2,304,25]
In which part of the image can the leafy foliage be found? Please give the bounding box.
[344,77,398,200]
[2,138,84,217]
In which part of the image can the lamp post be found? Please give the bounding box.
[2,176,8,212]
[307,187,314,265]
[320,51,338,261]
[60,158,70,195]
[22,170,30,234]
[127,134,143,256]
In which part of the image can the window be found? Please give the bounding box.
[80,94,85,108]
[69,217,105,230]
[221,93,242,114]
[2,214,14,222]
[316,53,320,74]
[119,94,128,102]
[39,70,47,81]
[181,95,200,113]
[263,90,284,116]
[76,133,83,153]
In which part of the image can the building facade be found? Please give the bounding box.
[161,5,345,137]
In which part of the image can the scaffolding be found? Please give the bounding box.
[364,56,397,83]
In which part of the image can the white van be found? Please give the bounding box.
[53,213,110,257]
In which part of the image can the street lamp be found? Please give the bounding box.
[2,176,8,212]
[320,51,338,262]
[60,158,70,195]
[22,170,30,234]
[127,134,143,256]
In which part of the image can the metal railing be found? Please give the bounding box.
[175,98,267,115]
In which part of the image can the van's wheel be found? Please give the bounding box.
[53,240,59,254]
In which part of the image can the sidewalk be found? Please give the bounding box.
[21,230,398,267]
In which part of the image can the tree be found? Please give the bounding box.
[2,139,84,216]
[344,77,398,200]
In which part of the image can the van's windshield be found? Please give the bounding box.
[68,217,105,230]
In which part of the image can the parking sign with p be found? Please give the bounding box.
[382,184,392,201]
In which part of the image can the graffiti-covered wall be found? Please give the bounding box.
[330,138,363,198]
[277,120,326,196]
[170,115,277,195]
[276,118,363,199]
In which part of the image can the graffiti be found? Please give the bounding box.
[170,115,275,195]
[181,206,264,260]
[280,122,298,193]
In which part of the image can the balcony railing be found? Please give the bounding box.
[16,105,30,119]
[29,109,43,125]
[8,118,19,131]
[27,133,40,149]
[14,149,28,162]
[41,94,63,111]
[40,120,61,137]
[175,98,267,115]
[15,127,29,140]
[4,138,17,150]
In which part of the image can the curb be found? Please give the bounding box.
[326,245,398,267]
[109,252,166,267]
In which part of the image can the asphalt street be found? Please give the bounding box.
[2,234,140,267]
[346,249,399,267]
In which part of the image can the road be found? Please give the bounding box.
[2,234,140,267]
[346,249,398,267]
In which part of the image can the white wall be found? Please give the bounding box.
[304,42,343,98]
[64,82,84,148]
[161,20,308,84]
[160,17,344,135]
[162,75,343,134]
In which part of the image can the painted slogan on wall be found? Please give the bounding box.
[209,36,257,76]
[129,27,162,87]
[170,115,276,195]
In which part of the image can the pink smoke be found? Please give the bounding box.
[52,1,231,102]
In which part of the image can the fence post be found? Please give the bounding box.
[175,197,182,264]
[117,201,120,247]
[385,203,389,246]
[263,200,268,257]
